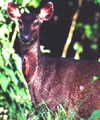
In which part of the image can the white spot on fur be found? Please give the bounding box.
[80,86,84,92]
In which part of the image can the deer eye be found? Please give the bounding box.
[18,20,23,26]
[34,20,39,26]
[18,20,24,32]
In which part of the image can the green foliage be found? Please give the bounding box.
[93,0,100,4]
[91,74,100,84]
[76,23,99,41]
[68,1,73,7]
[27,101,77,120]
[90,44,98,51]
[88,109,100,120]
[40,45,51,54]
[0,0,41,119]
[84,25,92,39]
[17,0,41,8]
[76,22,99,52]
[73,42,83,53]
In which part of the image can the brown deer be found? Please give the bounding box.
[7,2,100,119]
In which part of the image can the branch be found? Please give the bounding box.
[10,24,18,49]
[62,0,82,58]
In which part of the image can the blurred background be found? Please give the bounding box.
[40,0,100,60]
[0,0,100,119]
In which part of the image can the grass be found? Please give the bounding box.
[26,100,82,120]
[26,99,100,120]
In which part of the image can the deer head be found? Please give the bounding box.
[7,2,54,44]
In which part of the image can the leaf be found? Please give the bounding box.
[8,87,16,101]
[40,45,51,54]
[0,55,4,67]
[73,42,83,53]
[76,22,83,28]
[0,12,6,22]
[4,67,18,85]
[47,112,52,120]
[84,25,92,39]
[2,49,10,62]
[94,0,100,4]
[91,74,100,84]
[93,24,98,29]
[28,0,41,8]
[68,1,73,7]
[90,44,98,51]
[98,58,100,62]
[0,24,9,38]
[88,109,100,120]
[9,102,16,120]
[12,54,22,72]
[0,73,9,92]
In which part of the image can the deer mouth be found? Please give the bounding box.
[20,35,33,44]
[20,39,31,44]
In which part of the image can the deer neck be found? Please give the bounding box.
[21,39,44,84]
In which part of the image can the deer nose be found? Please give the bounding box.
[20,34,32,44]
[21,35,30,40]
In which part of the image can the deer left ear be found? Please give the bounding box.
[7,2,21,20]
[39,2,54,21]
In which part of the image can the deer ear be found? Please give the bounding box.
[7,2,21,20]
[39,2,54,21]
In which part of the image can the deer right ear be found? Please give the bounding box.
[7,2,21,20]
[39,2,54,21]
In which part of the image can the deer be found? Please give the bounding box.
[7,2,100,119]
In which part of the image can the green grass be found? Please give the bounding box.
[25,100,100,120]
